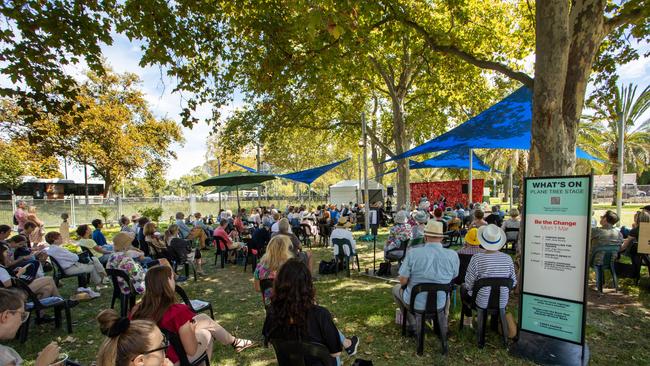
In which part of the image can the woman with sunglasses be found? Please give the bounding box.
[0,288,61,366]
[131,266,254,365]
[97,308,173,366]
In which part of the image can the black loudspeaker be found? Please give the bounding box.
[387,186,394,196]
[461,183,469,194]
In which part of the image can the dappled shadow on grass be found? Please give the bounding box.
[8,233,650,366]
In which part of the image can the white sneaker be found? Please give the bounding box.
[76,287,88,293]
[86,289,101,298]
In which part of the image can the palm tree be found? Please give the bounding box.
[580,83,650,203]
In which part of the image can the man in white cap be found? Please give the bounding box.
[392,220,459,335]
[461,224,516,327]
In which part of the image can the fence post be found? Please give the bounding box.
[70,194,76,228]
[117,195,123,219]
[10,194,16,230]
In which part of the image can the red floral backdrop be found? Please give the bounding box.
[410,179,484,207]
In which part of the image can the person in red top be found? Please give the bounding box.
[212,219,243,261]
[130,266,253,364]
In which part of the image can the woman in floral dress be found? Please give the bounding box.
[106,232,146,295]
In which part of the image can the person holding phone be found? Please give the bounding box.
[0,288,61,366]
[0,245,60,302]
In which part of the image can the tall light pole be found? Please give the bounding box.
[257,143,262,208]
[217,157,222,212]
[361,113,370,235]
[616,115,624,224]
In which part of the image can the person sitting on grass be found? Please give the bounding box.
[77,224,112,266]
[263,259,359,366]
[45,231,107,292]
[254,236,294,306]
[457,228,484,255]
[96,308,173,366]
[0,288,62,366]
[461,224,516,327]
[131,266,254,365]
[392,220,459,337]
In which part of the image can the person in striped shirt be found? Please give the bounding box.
[461,224,516,327]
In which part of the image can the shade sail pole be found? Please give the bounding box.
[236,186,241,212]
[468,148,473,206]
[616,115,624,225]
[362,112,370,235]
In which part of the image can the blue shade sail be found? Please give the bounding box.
[384,86,601,162]
[278,158,351,185]
[377,149,493,179]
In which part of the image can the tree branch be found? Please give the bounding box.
[604,5,648,34]
[394,17,535,88]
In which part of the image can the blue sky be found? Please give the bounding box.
[28,33,650,181]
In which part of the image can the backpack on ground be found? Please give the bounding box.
[376,262,391,276]
[318,260,337,275]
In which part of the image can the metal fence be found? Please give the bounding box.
[0,195,329,228]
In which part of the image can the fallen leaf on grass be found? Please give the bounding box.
[364,351,372,355]
[383,353,393,359]
[365,335,374,343]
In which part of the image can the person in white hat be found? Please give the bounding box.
[460,224,517,327]
[409,210,430,244]
[392,220,459,336]
[383,211,411,259]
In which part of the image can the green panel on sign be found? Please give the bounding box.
[525,177,590,216]
[521,294,583,343]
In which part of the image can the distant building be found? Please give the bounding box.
[593,174,636,187]
[0,176,105,200]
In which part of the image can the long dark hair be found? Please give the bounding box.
[269,259,315,334]
[131,266,176,323]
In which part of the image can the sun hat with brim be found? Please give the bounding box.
[414,210,429,224]
[336,216,352,228]
[394,210,407,224]
[477,224,507,251]
[113,232,135,252]
[464,228,480,246]
[423,220,446,238]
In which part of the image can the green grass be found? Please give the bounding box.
[6,228,650,365]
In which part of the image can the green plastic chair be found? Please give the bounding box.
[590,244,620,293]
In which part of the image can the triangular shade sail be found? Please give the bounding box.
[231,161,258,173]
[377,149,493,179]
[278,158,351,185]
[384,86,601,162]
